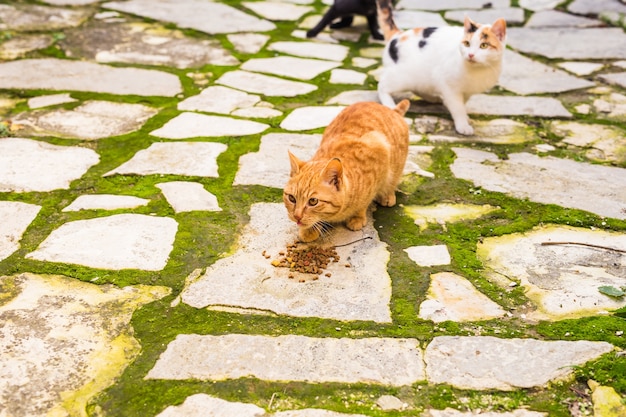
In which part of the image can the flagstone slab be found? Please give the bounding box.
[329,69,367,85]
[241,56,340,80]
[418,272,506,323]
[599,72,626,89]
[105,142,227,177]
[499,50,594,95]
[507,28,626,59]
[467,94,572,118]
[28,93,77,109]
[217,70,317,97]
[151,112,269,139]
[327,90,379,105]
[450,148,626,220]
[102,0,276,34]
[268,41,350,61]
[477,225,626,320]
[0,272,170,417]
[280,106,346,131]
[0,34,55,60]
[62,194,150,211]
[568,0,626,15]
[227,33,269,54]
[146,333,424,385]
[557,62,604,76]
[428,119,535,145]
[178,86,261,114]
[156,181,222,213]
[14,100,158,140]
[519,0,561,11]
[405,245,451,267]
[0,3,91,31]
[0,58,182,96]
[242,1,313,21]
[394,10,447,28]
[427,410,546,417]
[425,336,614,390]
[397,0,509,11]
[0,202,41,262]
[181,203,393,323]
[525,10,603,27]
[62,21,239,68]
[235,133,322,188]
[0,138,100,193]
[26,213,178,271]
[445,8,525,25]
[551,121,626,164]
[404,203,499,231]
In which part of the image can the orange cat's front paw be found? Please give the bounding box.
[298,227,320,243]
[345,215,367,231]
[376,193,396,207]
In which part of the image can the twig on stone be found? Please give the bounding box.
[333,236,373,248]
[541,241,626,254]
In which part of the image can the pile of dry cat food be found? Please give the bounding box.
[264,242,343,280]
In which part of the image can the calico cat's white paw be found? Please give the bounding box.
[454,122,474,136]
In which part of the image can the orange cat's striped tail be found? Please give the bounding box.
[394,99,410,116]
[376,0,401,41]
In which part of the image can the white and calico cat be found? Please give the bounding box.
[376,0,506,135]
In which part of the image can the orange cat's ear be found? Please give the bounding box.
[322,158,343,190]
[490,18,506,42]
[288,150,304,177]
[464,16,479,33]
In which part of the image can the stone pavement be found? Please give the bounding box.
[0,0,625,416]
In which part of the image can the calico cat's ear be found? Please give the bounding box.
[288,150,304,177]
[322,158,343,190]
[463,16,479,34]
[490,18,507,42]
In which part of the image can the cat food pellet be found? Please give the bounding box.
[345,263,351,268]
[268,242,340,278]
[325,273,332,277]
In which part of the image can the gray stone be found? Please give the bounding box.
[326,90,379,105]
[507,28,626,59]
[450,148,626,220]
[525,10,603,27]
[557,61,604,76]
[232,106,283,119]
[178,86,261,114]
[477,225,626,320]
[568,0,626,15]
[0,34,54,60]
[150,113,268,139]
[227,33,269,54]
[0,58,182,96]
[428,119,536,145]
[418,272,506,323]
[404,203,499,231]
[425,336,614,390]
[242,1,313,21]
[397,0,509,11]
[62,194,150,211]
[393,10,447,29]
[26,214,178,270]
[551,120,626,164]
[103,0,276,34]
[466,94,572,118]
[0,138,100,192]
[28,93,77,109]
[499,50,594,95]
[156,181,222,213]
[376,395,408,411]
[445,8,525,25]
[0,3,91,31]
[62,22,239,68]
[0,273,170,417]
[146,333,425,385]
[405,245,451,267]
[268,41,349,61]
[0,202,41,262]
[519,0,561,11]
[241,56,340,80]
[181,203,394,323]
[217,70,317,97]
[105,142,228,177]
[426,408,547,417]
[599,72,626,89]
[280,106,345,131]
[235,133,321,188]
[329,69,367,85]
[14,100,158,140]
[156,394,265,417]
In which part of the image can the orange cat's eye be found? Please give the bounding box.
[480,42,489,49]
[308,198,318,206]
[287,194,296,203]
[462,40,470,47]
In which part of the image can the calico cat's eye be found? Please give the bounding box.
[480,42,489,49]
[287,194,296,204]
[308,198,318,206]
[462,40,470,47]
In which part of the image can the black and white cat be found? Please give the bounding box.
[307,0,384,40]
[376,0,506,135]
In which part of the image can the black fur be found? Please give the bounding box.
[389,38,399,62]
[423,27,437,38]
[307,0,384,40]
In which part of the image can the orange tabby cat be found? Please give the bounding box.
[284,100,410,242]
